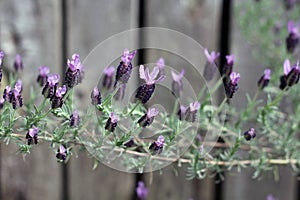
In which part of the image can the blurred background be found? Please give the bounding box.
[0,0,298,199]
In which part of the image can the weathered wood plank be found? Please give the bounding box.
[67,0,136,199]
[0,0,62,199]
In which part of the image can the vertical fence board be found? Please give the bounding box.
[67,0,136,199]
[145,0,220,199]
[0,0,62,200]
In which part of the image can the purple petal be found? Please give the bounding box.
[226,54,235,65]
[189,101,200,112]
[14,80,22,93]
[59,145,66,154]
[264,69,271,80]
[147,107,159,118]
[104,66,115,76]
[93,86,100,96]
[67,53,82,71]
[0,51,4,66]
[171,69,185,82]
[156,135,165,147]
[150,66,159,81]
[121,49,136,65]
[39,66,50,76]
[109,112,118,123]
[283,59,291,75]
[156,58,165,69]
[48,74,60,86]
[56,85,67,97]
[204,49,220,63]
[230,72,240,84]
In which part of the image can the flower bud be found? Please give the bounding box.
[105,112,118,132]
[56,145,67,161]
[91,86,102,105]
[138,108,159,127]
[244,128,256,141]
[149,135,165,155]
[26,126,39,145]
[70,110,80,127]
[14,54,23,71]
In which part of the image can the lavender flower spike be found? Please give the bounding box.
[65,53,84,88]
[204,48,220,81]
[11,81,23,109]
[105,112,118,132]
[177,105,188,120]
[136,65,165,104]
[286,20,300,53]
[171,69,185,97]
[14,54,23,71]
[185,101,201,122]
[51,85,67,109]
[0,51,4,83]
[149,135,165,154]
[91,86,102,105]
[136,181,148,200]
[138,107,159,127]
[156,57,165,76]
[42,74,60,99]
[115,49,137,85]
[3,86,12,102]
[26,126,39,145]
[280,59,300,89]
[70,110,80,127]
[225,71,240,98]
[258,69,271,89]
[244,128,256,141]
[37,66,50,86]
[222,54,235,77]
[102,66,115,89]
[56,145,67,161]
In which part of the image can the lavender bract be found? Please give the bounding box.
[185,101,201,122]
[51,85,67,109]
[177,105,188,121]
[136,65,165,104]
[14,54,23,71]
[225,71,240,98]
[37,66,50,87]
[244,128,256,141]
[204,48,220,81]
[286,20,299,53]
[149,135,165,154]
[70,110,80,127]
[11,81,23,109]
[136,181,148,200]
[26,126,39,145]
[114,49,136,85]
[65,54,84,88]
[102,66,115,90]
[42,74,60,99]
[222,54,235,77]
[56,145,67,161]
[258,69,271,89]
[279,59,300,89]
[105,112,118,132]
[91,86,102,106]
[171,69,185,97]
[138,107,159,127]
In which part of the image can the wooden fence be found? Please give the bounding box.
[0,0,297,199]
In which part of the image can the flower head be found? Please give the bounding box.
[105,112,118,132]
[286,20,300,53]
[26,126,39,145]
[258,69,271,89]
[266,194,278,200]
[109,112,118,123]
[37,66,50,86]
[0,51,4,66]
[189,101,200,112]
[14,54,23,71]
[149,135,165,154]
[104,66,115,77]
[65,54,84,87]
[139,65,165,85]
[230,72,240,84]
[48,74,60,86]
[51,85,67,109]
[156,58,165,70]
[14,80,23,93]
[91,86,102,105]
[136,181,148,200]
[177,105,188,120]
[102,66,115,89]
[244,128,256,141]
[138,107,159,127]
[204,48,220,64]
[226,54,235,65]
[67,54,83,72]
[121,49,136,66]
[171,69,185,97]
[55,85,67,98]
[280,59,300,89]
[56,145,67,161]
[155,135,165,148]
[185,101,201,122]
[70,110,80,127]
[288,20,300,35]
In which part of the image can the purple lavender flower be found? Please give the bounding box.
[177,105,188,120]
[26,126,39,145]
[225,71,240,98]
[286,20,300,53]
[185,101,201,122]
[37,66,50,86]
[244,128,256,141]
[0,51,4,83]
[10,81,23,109]
[113,84,126,101]
[65,54,84,88]
[222,54,235,77]
[267,194,278,200]
[14,54,23,71]
[149,135,165,154]
[124,138,135,148]
[3,86,12,102]
[280,59,300,89]
[42,74,60,99]
[0,98,4,109]
[91,86,102,105]
[51,85,67,109]
[156,57,165,76]
[204,48,220,81]
[114,49,136,85]
[284,0,296,9]
[105,112,118,132]
[70,110,80,127]
[102,66,115,90]
[56,145,67,161]
[136,181,148,200]
[138,107,159,127]
[258,69,271,89]
[136,65,165,104]
[171,69,185,97]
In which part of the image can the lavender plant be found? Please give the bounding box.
[0,1,300,183]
